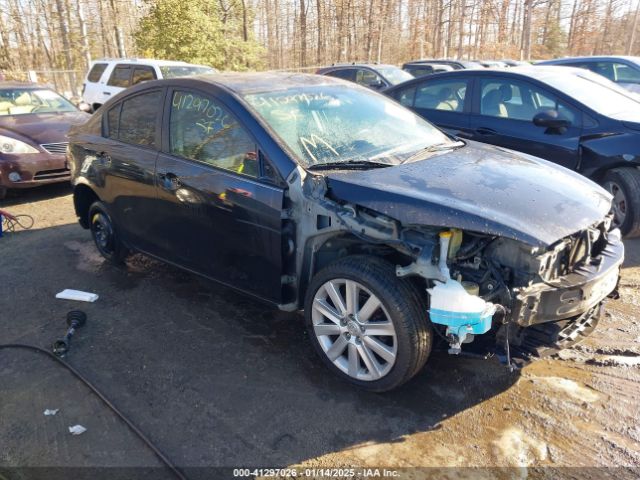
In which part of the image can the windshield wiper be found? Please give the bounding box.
[404,140,465,163]
[307,160,393,171]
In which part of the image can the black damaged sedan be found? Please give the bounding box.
[68,74,623,391]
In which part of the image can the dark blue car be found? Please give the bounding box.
[384,66,640,237]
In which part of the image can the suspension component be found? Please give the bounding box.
[52,311,87,357]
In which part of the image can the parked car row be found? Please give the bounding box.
[1,52,632,390]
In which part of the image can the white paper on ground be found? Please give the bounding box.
[55,289,99,302]
[68,425,87,435]
[44,409,59,416]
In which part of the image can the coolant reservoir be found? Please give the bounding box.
[427,278,496,338]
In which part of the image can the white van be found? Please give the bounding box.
[82,59,217,111]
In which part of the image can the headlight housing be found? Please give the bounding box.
[0,134,39,154]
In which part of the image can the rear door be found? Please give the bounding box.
[103,64,132,103]
[82,62,108,106]
[469,76,582,169]
[390,76,472,137]
[99,88,164,254]
[131,65,157,86]
[155,87,285,303]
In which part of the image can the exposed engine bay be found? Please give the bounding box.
[285,167,624,359]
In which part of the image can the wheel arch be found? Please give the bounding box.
[295,232,420,310]
[73,184,100,229]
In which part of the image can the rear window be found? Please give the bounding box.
[108,66,131,88]
[87,63,108,83]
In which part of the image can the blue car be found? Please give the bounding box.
[536,56,640,94]
[384,66,640,237]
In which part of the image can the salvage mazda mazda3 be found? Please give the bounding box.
[67,73,623,391]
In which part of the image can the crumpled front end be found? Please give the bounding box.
[404,216,624,356]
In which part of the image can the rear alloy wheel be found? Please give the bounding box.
[304,255,432,392]
[602,168,640,237]
[89,201,128,264]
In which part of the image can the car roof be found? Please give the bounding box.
[384,65,592,91]
[173,72,348,95]
[320,63,396,70]
[92,58,212,68]
[538,55,640,64]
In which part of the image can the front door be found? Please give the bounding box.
[155,88,285,303]
[470,77,582,170]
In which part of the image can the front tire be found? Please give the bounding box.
[89,201,128,264]
[602,167,640,237]
[304,255,432,392]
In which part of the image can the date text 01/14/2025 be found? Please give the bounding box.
[232,468,400,477]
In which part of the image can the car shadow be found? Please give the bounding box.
[0,182,72,207]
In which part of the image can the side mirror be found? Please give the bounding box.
[533,110,570,130]
[78,101,92,113]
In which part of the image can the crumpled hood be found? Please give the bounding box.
[0,111,89,145]
[324,141,612,247]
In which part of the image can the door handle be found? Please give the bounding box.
[159,172,181,192]
[103,92,111,96]
[475,127,498,136]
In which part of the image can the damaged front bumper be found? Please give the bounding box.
[511,229,624,327]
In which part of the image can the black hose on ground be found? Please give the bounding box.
[0,343,187,480]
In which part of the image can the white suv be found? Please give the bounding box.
[82,59,217,111]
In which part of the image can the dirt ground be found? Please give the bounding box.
[1,184,639,480]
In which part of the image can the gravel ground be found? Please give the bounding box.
[1,184,639,480]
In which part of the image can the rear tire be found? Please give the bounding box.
[601,167,640,237]
[304,255,432,392]
[89,201,128,264]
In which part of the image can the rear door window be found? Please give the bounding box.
[169,90,257,177]
[414,79,468,112]
[132,67,157,86]
[87,63,108,82]
[326,69,356,81]
[108,65,132,88]
[116,90,163,147]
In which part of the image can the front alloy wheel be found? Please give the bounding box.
[312,279,398,381]
[304,255,432,392]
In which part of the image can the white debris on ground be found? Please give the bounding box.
[68,425,87,435]
[43,409,59,416]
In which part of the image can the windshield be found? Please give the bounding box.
[0,88,76,116]
[159,65,216,79]
[542,70,640,119]
[376,66,414,85]
[243,85,452,167]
